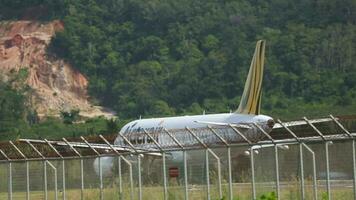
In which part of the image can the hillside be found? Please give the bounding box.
[0,20,114,118]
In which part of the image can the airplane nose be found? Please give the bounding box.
[267,119,275,128]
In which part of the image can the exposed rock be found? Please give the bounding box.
[0,20,115,118]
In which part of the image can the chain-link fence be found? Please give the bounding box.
[0,115,356,200]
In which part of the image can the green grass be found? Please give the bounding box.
[0,184,354,200]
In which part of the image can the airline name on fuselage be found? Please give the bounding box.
[123,125,164,135]
[122,124,164,145]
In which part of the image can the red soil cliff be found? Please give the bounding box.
[0,20,114,118]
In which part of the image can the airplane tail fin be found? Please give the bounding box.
[235,40,266,115]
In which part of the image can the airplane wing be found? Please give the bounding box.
[194,121,251,129]
[273,118,335,129]
[18,139,162,156]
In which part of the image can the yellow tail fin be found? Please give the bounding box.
[235,40,266,115]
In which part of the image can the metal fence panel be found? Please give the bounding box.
[0,116,356,200]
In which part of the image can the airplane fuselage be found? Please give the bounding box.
[114,113,274,149]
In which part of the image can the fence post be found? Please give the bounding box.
[62,160,65,200]
[162,152,167,200]
[80,159,84,199]
[227,147,233,200]
[137,154,142,200]
[8,161,12,200]
[26,161,30,200]
[99,157,103,200]
[325,141,331,200]
[250,147,256,200]
[274,145,280,200]
[353,140,356,200]
[299,143,305,200]
[205,149,210,200]
[118,156,122,194]
[183,150,189,200]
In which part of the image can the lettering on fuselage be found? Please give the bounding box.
[123,126,164,145]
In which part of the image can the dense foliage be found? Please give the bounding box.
[50,0,356,119]
[0,0,355,140]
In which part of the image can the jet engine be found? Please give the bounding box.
[93,157,114,177]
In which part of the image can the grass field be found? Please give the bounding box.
[0,182,354,200]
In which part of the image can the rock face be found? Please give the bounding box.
[0,20,114,118]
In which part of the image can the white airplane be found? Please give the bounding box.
[20,40,335,176]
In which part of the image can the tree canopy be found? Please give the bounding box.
[49,0,356,119]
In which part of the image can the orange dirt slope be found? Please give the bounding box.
[0,20,115,118]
